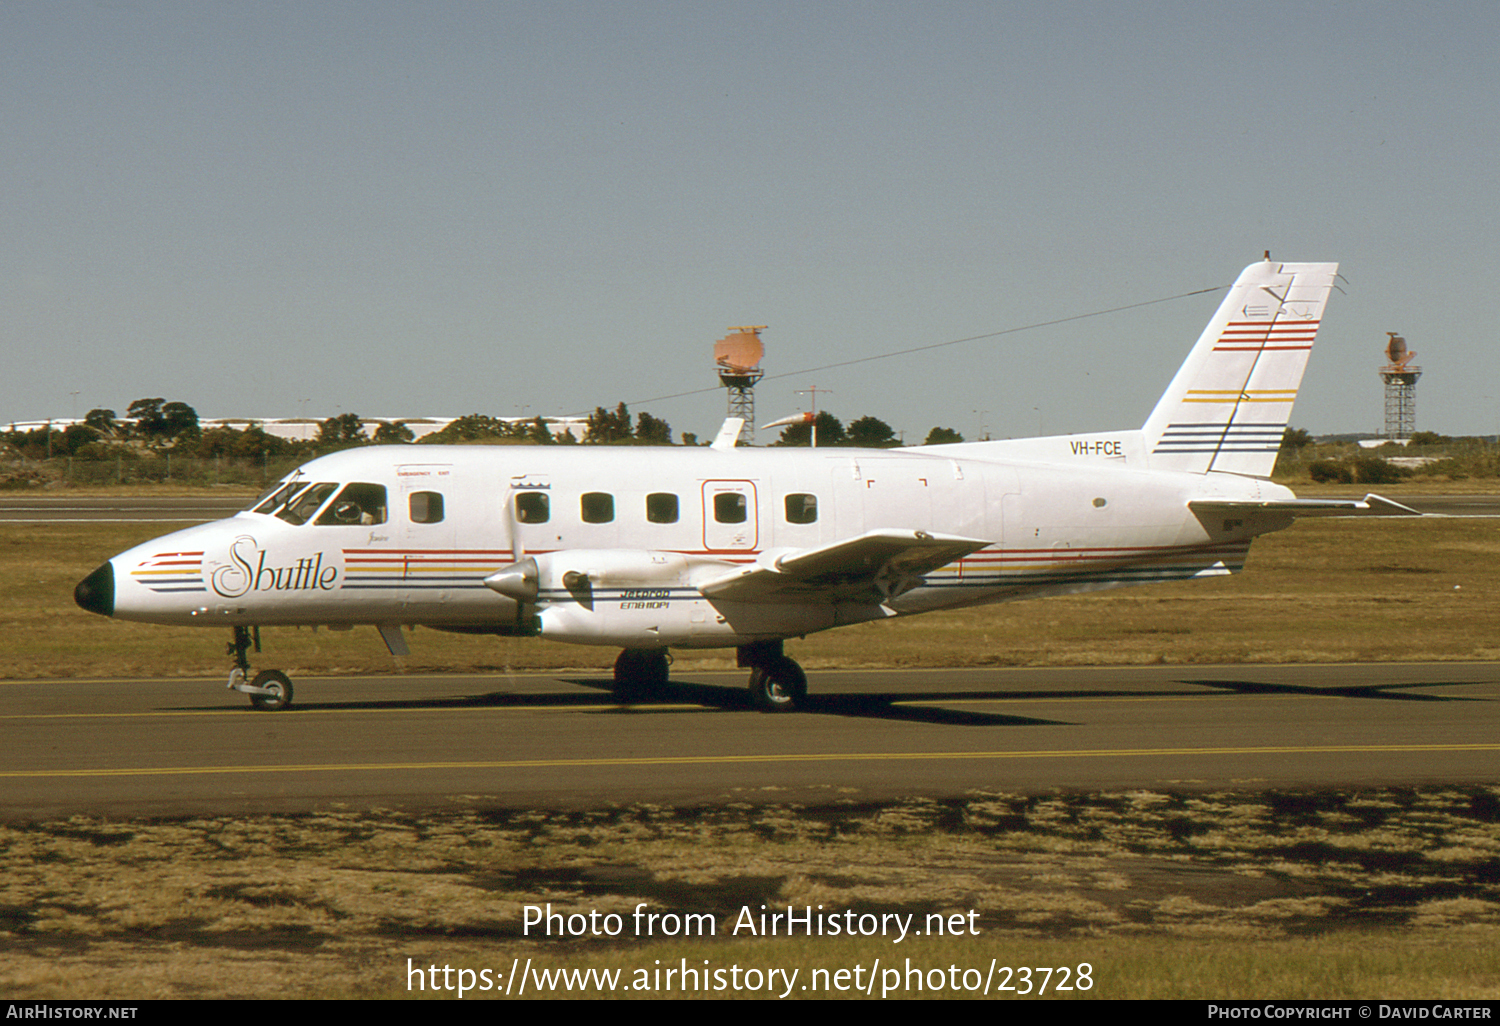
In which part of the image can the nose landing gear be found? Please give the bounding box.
[226,626,295,710]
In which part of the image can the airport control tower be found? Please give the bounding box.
[1380,332,1421,441]
[715,326,766,444]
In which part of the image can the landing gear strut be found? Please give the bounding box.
[739,640,807,712]
[225,626,295,710]
[613,648,670,702]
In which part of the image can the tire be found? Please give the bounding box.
[748,656,806,712]
[613,649,669,701]
[248,669,293,711]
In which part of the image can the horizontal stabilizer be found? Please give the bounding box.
[699,529,991,605]
[1190,493,1420,528]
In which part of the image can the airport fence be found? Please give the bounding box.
[2,455,305,489]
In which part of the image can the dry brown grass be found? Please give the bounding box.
[2,789,1498,999]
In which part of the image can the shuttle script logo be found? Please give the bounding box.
[210,536,339,597]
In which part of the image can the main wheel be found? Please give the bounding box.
[748,656,806,712]
[612,649,669,701]
[248,669,293,711]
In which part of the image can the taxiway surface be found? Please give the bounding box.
[4,663,1496,820]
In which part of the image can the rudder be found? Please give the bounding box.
[1142,258,1339,477]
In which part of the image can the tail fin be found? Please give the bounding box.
[1142,258,1339,477]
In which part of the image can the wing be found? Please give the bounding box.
[698,529,991,605]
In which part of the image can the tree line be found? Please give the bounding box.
[3,396,970,462]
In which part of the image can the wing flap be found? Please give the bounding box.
[699,529,992,604]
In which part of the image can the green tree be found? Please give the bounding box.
[373,421,416,445]
[233,425,294,459]
[194,426,245,458]
[923,426,964,445]
[847,415,898,448]
[1409,431,1450,446]
[420,414,510,444]
[635,411,673,445]
[317,413,368,449]
[585,403,634,444]
[526,417,556,445]
[160,399,199,438]
[84,408,117,436]
[776,411,845,447]
[1280,427,1314,451]
[126,398,167,437]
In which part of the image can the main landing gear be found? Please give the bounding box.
[612,648,670,702]
[226,626,294,711]
[739,640,807,713]
[611,642,808,711]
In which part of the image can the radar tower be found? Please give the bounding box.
[1380,332,1421,441]
[715,326,766,444]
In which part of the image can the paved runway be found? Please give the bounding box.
[3,663,1496,820]
[0,496,249,522]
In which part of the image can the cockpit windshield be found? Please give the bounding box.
[249,480,308,515]
[276,483,339,525]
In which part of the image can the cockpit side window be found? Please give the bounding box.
[315,483,388,526]
[276,482,338,525]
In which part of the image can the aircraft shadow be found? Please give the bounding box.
[193,673,1489,721]
[565,677,1071,726]
[1177,678,1492,703]
[196,684,1064,726]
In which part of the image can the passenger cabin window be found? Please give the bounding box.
[316,483,387,526]
[713,492,747,524]
[580,492,614,524]
[515,491,550,524]
[646,492,679,523]
[277,482,337,525]
[784,493,818,524]
[409,491,444,524]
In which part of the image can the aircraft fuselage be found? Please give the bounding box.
[84,441,1287,649]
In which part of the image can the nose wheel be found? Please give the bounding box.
[226,626,295,710]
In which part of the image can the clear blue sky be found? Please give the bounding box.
[5,1,1497,441]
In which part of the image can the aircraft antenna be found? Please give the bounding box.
[715,326,766,444]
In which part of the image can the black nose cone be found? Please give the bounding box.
[75,562,115,617]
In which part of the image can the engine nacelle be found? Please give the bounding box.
[483,549,849,648]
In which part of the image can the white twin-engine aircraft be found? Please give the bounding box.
[75,257,1414,711]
